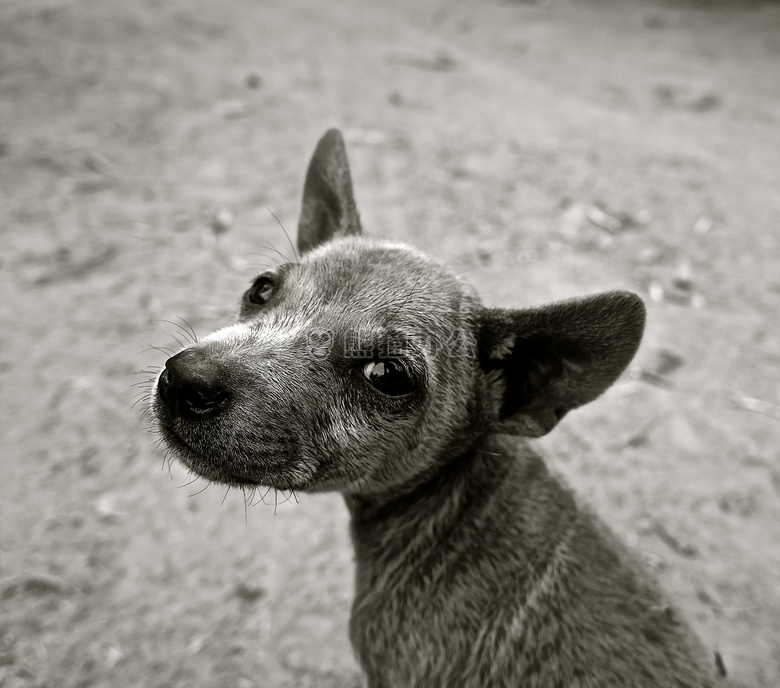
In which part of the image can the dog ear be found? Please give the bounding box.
[297,128,362,254]
[478,291,645,437]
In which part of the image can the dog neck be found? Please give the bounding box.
[343,435,563,568]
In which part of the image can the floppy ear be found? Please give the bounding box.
[478,291,645,437]
[297,128,362,254]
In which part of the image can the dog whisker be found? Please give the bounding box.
[220,486,231,506]
[188,482,210,498]
[139,344,175,357]
[258,241,294,265]
[174,316,199,344]
[178,475,202,489]
[267,206,299,263]
[158,318,198,346]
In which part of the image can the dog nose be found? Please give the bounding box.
[157,349,230,420]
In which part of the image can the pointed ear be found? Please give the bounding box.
[297,128,362,254]
[478,291,645,437]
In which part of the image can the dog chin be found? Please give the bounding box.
[167,443,313,492]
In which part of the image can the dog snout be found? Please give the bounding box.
[158,349,231,420]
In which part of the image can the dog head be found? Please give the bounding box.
[153,129,645,498]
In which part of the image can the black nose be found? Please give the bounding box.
[157,349,230,420]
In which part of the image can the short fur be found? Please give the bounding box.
[153,129,720,687]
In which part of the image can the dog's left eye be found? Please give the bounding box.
[246,274,275,305]
[363,360,414,397]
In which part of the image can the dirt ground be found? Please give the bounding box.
[1,0,779,686]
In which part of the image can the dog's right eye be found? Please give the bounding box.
[246,274,275,305]
[363,360,415,397]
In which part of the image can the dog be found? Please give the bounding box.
[152,129,720,687]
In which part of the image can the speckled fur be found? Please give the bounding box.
[153,129,720,687]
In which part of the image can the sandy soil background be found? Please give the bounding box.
[1,0,779,686]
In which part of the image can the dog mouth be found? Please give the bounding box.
[152,393,313,490]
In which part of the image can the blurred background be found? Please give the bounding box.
[1,0,779,686]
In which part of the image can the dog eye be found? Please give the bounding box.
[363,360,414,397]
[246,274,275,305]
